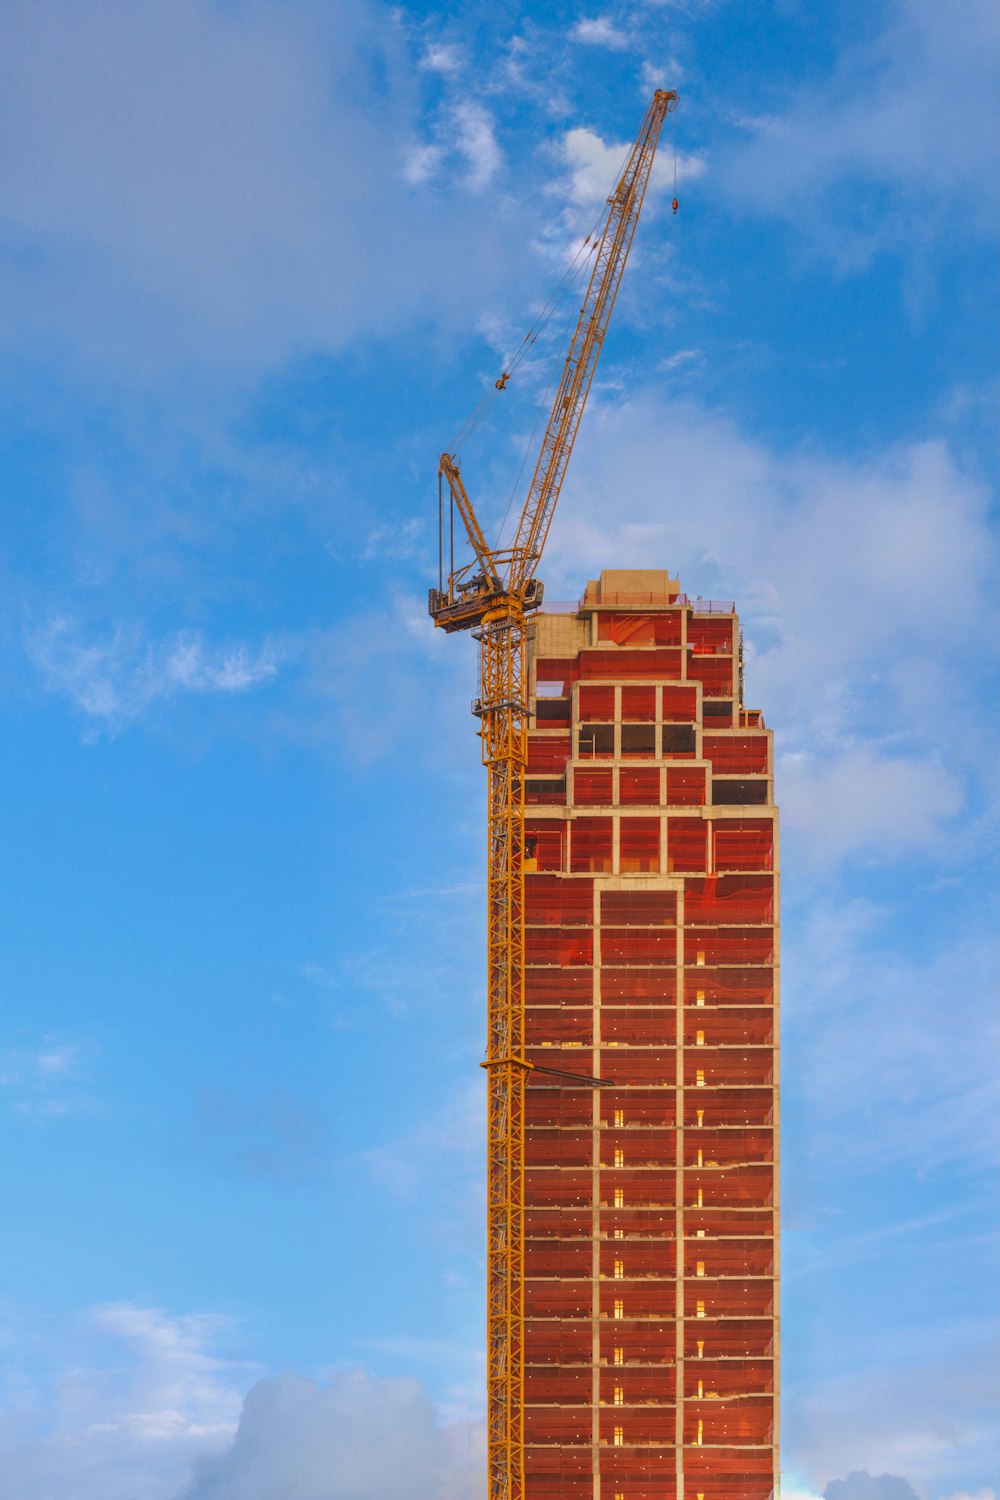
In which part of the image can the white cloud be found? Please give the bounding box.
[572,17,631,51]
[0,1303,248,1500]
[720,0,1000,261]
[0,1037,92,1120]
[0,1304,483,1500]
[562,125,704,207]
[546,394,996,864]
[181,1369,484,1500]
[780,747,963,864]
[451,102,503,192]
[0,1,516,374]
[26,618,282,730]
[419,42,463,75]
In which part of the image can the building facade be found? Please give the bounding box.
[523,569,779,1500]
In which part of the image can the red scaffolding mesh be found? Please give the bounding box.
[620,767,661,805]
[580,648,682,680]
[523,593,776,1500]
[570,818,613,872]
[704,735,769,775]
[597,613,682,646]
[619,818,661,873]
[621,685,657,720]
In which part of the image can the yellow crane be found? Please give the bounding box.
[428,89,678,1500]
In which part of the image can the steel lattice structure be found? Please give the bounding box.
[429,90,678,1500]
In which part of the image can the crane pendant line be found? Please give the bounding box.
[429,90,678,1500]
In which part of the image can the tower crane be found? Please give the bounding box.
[428,89,678,1500]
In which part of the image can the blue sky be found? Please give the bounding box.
[0,2,997,1497]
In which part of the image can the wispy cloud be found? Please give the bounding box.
[0,1036,94,1120]
[571,17,631,52]
[26,618,282,731]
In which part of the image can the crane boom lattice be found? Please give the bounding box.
[429,90,678,1500]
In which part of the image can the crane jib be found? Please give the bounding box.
[427,88,678,1500]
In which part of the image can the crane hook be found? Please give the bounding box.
[671,197,679,215]
[495,372,510,391]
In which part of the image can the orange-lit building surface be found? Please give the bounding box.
[523,569,778,1500]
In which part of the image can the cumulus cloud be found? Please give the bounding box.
[0,1303,247,1500]
[826,1475,921,1500]
[0,1305,482,1500]
[563,125,703,207]
[547,394,995,864]
[572,17,631,51]
[181,1369,484,1500]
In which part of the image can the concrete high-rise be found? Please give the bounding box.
[522,569,778,1500]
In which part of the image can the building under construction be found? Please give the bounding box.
[521,568,778,1500]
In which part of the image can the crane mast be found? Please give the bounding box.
[429,90,678,1500]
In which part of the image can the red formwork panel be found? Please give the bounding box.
[621,685,657,721]
[526,820,567,871]
[688,616,735,650]
[602,968,677,1002]
[525,1368,592,1403]
[603,928,677,964]
[682,1318,774,1357]
[683,1129,774,1166]
[597,612,683,646]
[602,1009,674,1044]
[712,819,774,871]
[598,1407,675,1444]
[683,1359,775,1396]
[620,766,662,804]
[575,766,614,804]
[704,735,769,775]
[527,1242,594,1278]
[685,874,774,925]
[662,684,699,720]
[683,1051,774,1088]
[526,928,595,965]
[571,818,614,872]
[526,875,595,924]
[578,683,616,719]
[602,890,677,924]
[597,1050,675,1086]
[535,657,579,691]
[526,1280,593,1318]
[619,818,662,873]
[527,1129,592,1167]
[682,969,774,1005]
[683,1011,774,1047]
[685,927,775,964]
[598,1244,674,1278]
[666,766,706,806]
[526,968,593,1001]
[667,818,708,872]
[528,735,572,773]
[526,1091,595,1128]
[527,1011,594,1045]
[688,655,735,697]
[683,1242,774,1278]
[525,1407,592,1444]
[580,648,683,680]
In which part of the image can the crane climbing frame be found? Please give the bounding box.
[429,90,678,1500]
